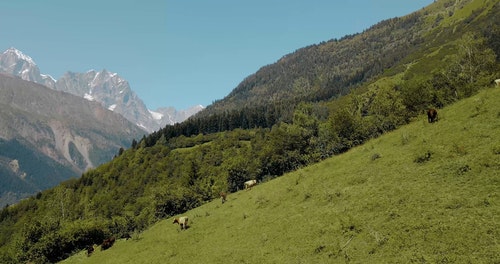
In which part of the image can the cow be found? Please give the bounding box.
[427,108,438,123]
[495,79,500,86]
[122,233,132,240]
[244,180,257,190]
[101,237,115,251]
[86,245,94,257]
[173,216,189,230]
[220,191,227,204]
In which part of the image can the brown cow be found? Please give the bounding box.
[220,191,227,204]
[427,108,438,123]
[101,237,115,251]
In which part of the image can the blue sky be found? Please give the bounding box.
[1,0,433,110]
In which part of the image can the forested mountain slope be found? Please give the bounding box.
[167,0,499,136]
[0,0,498,263]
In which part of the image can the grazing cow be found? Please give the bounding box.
[244,180,257,190]
[427,108,438,123]
[86,245,94,257]
[122,233,132,240]
[495,79,500,86]
[220,191,227,204]
[173,216,189,230]
[101,237,116,251]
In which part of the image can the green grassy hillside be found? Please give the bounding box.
[63,86,500,263]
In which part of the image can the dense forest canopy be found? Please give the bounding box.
[1,0,499,263]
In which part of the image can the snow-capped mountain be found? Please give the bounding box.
[55,69,159,131]
[0,48,203,132]
[0,47,56,88]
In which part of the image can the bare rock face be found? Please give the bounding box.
[49,120,93,171]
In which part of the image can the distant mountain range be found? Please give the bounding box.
[0,48,204,132]
[0,73,146,206]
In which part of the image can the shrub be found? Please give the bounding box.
[371,153,382,161]
[414,151,432,163]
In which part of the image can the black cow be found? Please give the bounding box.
[427,108,438,123]
[86,245,94,257]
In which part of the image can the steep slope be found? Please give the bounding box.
[197,5,430,115]
[195,0,498,123]
[0,138,77,207]
[64,86,500,263]
[0,73,145,205]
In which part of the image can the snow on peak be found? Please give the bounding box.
[137,123,148,131]
[90,69,120,85]
[108,104,117,111]
[84,92,95,101]
[40,74,56,82]
[149,109,164,120]
[90,71,101,87]
[4,47,36,65]
[100,69,117,77]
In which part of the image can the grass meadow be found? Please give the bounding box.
[62,87,499,263]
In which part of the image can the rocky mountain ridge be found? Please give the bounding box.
[0,48,203,132]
